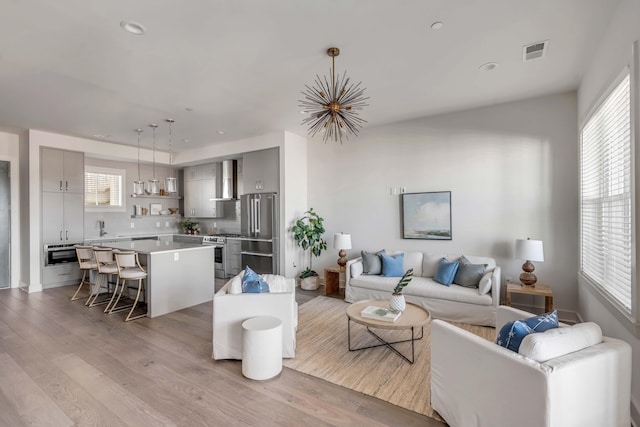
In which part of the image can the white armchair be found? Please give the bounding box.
[430,305,632,427]
[212,275,297,360]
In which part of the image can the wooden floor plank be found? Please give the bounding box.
[0,352,74,427]
[0,286,444,426]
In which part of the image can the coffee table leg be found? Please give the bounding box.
[346,320,424,364]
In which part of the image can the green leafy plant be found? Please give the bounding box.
[393,269,414,295]
[178,219,198,232]
[291,208,327,278]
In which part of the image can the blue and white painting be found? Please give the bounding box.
[402,191,452,240]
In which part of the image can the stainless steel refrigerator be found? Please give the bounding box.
[240,192,278,274]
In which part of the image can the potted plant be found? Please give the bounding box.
[390,268,414,312]
[291,208,327,290]
[178,219,199,235]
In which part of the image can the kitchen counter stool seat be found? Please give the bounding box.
[110,251,148,321]
[71,245,98,301]
[87,248,118,307]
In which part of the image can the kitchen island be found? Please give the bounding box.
[96,239,214,318]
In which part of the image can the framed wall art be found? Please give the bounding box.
[401,191,452,240]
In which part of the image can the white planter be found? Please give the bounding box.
[300,276,319,291]
[389,294,406,312]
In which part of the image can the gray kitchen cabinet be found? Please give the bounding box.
[241,148,279,194]
[183,163,222,218]
[42,192,84,244]
[41,148,84,193]
[225,238,242,278]
[41,148,84,245]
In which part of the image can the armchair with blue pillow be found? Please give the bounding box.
[430,305,632,427]
[212,266,297,360]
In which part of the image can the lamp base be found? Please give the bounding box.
[520,260,537,286]
[337,249,347,270]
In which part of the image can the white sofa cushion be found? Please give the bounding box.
[422,253,442,277]
[518,322,603,362]
[350,275,493,305]
[478,272,492,294]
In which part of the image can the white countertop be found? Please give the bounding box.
[96,239,211,254]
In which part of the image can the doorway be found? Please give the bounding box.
[0,161,10,288]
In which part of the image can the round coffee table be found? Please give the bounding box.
[346,299,431,364]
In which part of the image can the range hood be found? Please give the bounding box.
[216,159,238,201]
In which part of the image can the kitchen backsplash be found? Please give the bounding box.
[84,157,242,238]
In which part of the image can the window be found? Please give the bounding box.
[579,72,633,315]
[85,167,125,212]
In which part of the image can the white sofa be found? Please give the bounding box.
[431,306,632,427]
[212,275,297,360]
[345,252,501,326]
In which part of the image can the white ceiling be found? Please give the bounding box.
[0,0,619,152]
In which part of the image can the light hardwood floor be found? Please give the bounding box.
[0,285,446,426]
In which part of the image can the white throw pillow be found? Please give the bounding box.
[260,274,288,292]
[477,272,492,295]
[229,272,244,294]
[518,322,602,362]
[351,261,363,278]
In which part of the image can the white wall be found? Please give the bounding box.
[307,92,579,314]
[577,0,640,422]
[0,131,21,288]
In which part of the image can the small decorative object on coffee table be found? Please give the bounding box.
[389,268,413,312]
[346,299,430,364]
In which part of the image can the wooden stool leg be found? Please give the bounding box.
[71,270,89,301]
[125,279,146,322]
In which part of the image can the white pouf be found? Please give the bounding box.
[241,316,283,380]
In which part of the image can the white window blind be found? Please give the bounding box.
[580,73,632,312]
[85,167,124,211]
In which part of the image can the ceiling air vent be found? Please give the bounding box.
[523,41,548,62]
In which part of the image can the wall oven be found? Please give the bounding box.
[202,236,225,279]
[43,243,80,266]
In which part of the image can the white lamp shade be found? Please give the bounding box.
[333,233,352,250]
[515,239,544,262]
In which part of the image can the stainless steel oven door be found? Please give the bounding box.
[213,245,225,279]
[44,244,78,266]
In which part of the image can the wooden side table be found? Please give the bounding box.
[324,267,342,297]
[506,283,553,312]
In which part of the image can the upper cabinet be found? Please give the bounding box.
[41,148,84,193]
[41,148,84,244]
[242,148,279,194]
[183,163,223,218]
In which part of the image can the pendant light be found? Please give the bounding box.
[148,123,160,195]
[164,118,177,194]
[133,128,145,195]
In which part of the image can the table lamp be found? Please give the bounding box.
[334,233,352,270]
[515,238,544,286]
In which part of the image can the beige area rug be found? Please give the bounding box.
[283,296,495,419]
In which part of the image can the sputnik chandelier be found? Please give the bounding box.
[299,47,369,143]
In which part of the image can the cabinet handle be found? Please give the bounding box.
[59,180,63,191]
[58,273,71,276]
[60,231,63,241]
[65,181,69,191]
[66,230,69,240]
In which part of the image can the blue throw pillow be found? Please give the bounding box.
[241,266,270,293]
[522,310,559,332]
[433,258,460,286]
[380,253,404,277]
[496,320,534,352]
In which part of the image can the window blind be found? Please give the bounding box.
[580,73,632,312]
[85,171,123,207]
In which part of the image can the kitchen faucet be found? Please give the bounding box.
[98,220,107,237]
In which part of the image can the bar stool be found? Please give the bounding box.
[110,251,148,321]
[87,247,118,307]
[71,245,98,301]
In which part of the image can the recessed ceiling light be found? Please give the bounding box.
[120,21,145,35]
[182,138,190,143]
[479,62,499,71]
[430,21,444,30]
[93,134,106,139]
[218,131,226,135]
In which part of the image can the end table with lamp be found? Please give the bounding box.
[326,232,351,297]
